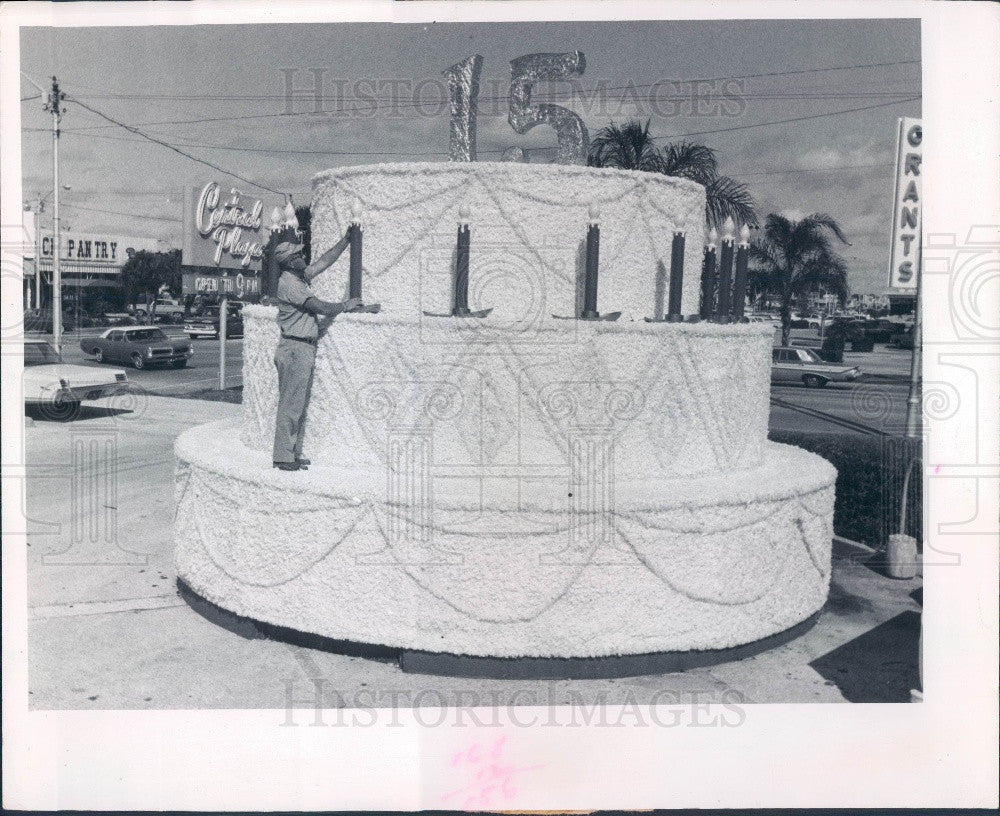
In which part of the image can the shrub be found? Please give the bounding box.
[770,430,921,550]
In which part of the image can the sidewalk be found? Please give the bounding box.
[24,396,921,709]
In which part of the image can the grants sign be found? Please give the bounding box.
[183,181,265,271]
[887,117,922,290]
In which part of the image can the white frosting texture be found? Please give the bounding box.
[176,422,836,657]
[240,307,775,479]
[173,162,837,661]
[308,162,707,320]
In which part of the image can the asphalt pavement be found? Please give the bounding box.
[43,325,244,394]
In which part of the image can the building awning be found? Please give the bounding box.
[63,278,123,290]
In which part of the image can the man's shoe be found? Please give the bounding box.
[295,457,311,467]
[273,461,301,471]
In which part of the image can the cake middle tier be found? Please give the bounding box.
[242,307,774,478]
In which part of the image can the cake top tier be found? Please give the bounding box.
[308,162,707,323]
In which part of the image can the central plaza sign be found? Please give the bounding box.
[182,181,266,271]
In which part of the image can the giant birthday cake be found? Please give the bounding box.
[174,162,836,661]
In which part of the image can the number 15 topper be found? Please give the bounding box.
[444,51,590,165]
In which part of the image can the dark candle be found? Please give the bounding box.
[715,220,735,322]
[349,222,363,300]
[582,221,600,319]
[732,225,750,320]
[667,230,685,322]
[453,223,471,316]
[700,228,718,319]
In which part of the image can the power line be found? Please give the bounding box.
[737,161,894,177]
[48,59,919,132]
[61,202,181,222]
[657,97,920,140]
[55,123,901,180]
[48,94,920,158]
[21,94,41,102]
[21,86,921,137]
[64,95,285,195]
[48,88,922,133]
[67,89,918,104]
[66,58,920,102]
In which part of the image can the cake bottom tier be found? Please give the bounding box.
[175,421,836,659]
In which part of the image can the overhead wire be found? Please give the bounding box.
[65,95,287,196]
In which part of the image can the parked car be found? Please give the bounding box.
[135,297,185,323]
[80,326,194,369]
[771,346,862,388]
[183,303,245,339]
[24,338,130,420]
[890,324,916,350]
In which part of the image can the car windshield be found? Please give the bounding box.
[127,329,168,342]
[799,348,823,363]
[24,342,61,366]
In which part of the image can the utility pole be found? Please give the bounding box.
[904,233,922,438]
[44,77,65,353]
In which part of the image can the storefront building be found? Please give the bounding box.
[23,219,160,314]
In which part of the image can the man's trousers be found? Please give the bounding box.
[272,337,316,464]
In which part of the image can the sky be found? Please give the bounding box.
[19,18,921,294]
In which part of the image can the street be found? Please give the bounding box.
[46,325,244,394]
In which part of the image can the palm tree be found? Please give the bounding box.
[749,213,851,345]
[587,118,757,228]
[587,118,664,173]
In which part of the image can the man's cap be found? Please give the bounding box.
[273,241,303,265]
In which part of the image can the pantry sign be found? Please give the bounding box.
[182,181,266,271]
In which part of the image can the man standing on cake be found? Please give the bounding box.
[270,237,366,471]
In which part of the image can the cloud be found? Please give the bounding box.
[778,209,808,222]
[795,142,892,172]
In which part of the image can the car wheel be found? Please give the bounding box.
[172,359,187,369]
[131,353,145,370]
[803,374,826,388]
[94,348,104,363]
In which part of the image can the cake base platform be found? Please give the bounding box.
[177,577,821,679]
[175,420,836,664]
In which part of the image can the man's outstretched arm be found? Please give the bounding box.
[304,230,352,282]
[303,295,363,317]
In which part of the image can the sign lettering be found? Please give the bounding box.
[182,272,261,299]
[887,117,922,290]
[37,233,154,264]
[183,182,265,271]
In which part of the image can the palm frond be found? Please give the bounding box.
[764,213,794,249]
[659,141,717,184]
[704,175,757,228]
[799,212,851,246]
[792,250,849,300]
[587,118,662,172]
